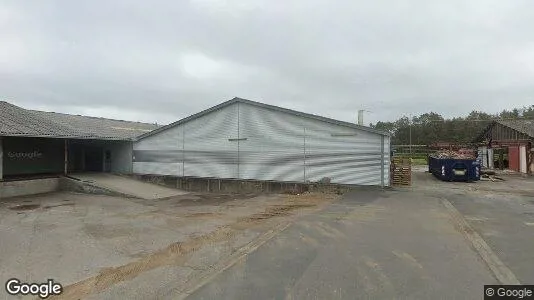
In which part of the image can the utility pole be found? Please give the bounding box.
[410,122,412,158]
[409,114,412,159]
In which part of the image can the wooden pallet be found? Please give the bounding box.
[391,159,412,186]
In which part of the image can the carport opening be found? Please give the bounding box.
[67,140,121,174]
[1,137,130,181]
[68,142,105,173]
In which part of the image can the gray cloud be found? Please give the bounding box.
[1,0,533,125]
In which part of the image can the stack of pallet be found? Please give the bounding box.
[391,158,412,186]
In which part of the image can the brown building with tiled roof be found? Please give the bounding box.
[0,101,161,180]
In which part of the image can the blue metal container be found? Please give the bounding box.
[428,157,480,182]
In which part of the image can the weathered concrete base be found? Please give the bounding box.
[0,177,61,199]
[0,174,384,199]
[0,177,133,199]
[69,173,188,199]
[131,175,382,194]
[60,176,136,198]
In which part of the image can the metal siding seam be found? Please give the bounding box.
[237,102,240,179]
[303,127,306,182]
[182,124,185,177]
[381,135,385,187]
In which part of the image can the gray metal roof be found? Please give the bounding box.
[0,101,160,140]
[496,119,534,138]
[137,97,390,140]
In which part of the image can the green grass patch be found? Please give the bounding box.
[411,158,428,165]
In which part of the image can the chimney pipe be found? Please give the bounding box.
[357,110,364,126]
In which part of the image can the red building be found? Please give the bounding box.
[477,120,534,174]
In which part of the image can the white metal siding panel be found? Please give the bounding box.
[133,162,182,176]
[183,104,238,178]
[304,123,383,185]
[239,103,387,185]
[133,101,390,186]
[133,123,184,176]
[135,124,183,150]
[382,136,390,186]
[239,103,305,182]
[133,105,238,177]
[303,112,385,185]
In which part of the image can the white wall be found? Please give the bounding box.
[107,141,133,174]
[478,147,495,169]
[520,145,527,174]
[238,102,389,185]
[133,104,238,178]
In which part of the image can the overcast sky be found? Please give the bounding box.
[1,0,533,125]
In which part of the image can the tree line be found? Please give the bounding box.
[370,105,534,145]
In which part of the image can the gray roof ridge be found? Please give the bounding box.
[136,96,389,141]
[30,109,159,126]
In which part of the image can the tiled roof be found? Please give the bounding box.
[497,119,534,138]
[0,101,160,140]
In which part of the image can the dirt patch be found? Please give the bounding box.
[174,193,259,207]
[185,212,221,218]
[232,192,340,229]
[52,192,340,300]
[9,204,40,211]
[244,192,339,223]
[43,203,75,209]
[83,224,136,239]
[243,204,315,222]
[53,226,236,300]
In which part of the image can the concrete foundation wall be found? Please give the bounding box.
[132,174,383,195]
[0,177,134,199]
[0,177,61,199]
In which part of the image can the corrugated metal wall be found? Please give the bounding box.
[133,102,390,186]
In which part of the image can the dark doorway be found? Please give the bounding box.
[85,146,104,172]
[104,150,112,172]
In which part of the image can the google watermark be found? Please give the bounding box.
[5,278,63,299]
[7,150,43,159]
[485,285,534,299]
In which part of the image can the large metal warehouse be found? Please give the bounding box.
[134,98,391,186]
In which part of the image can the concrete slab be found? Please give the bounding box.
[185,190,498,299]
[411,167,534,284]
[70,173,188,199]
